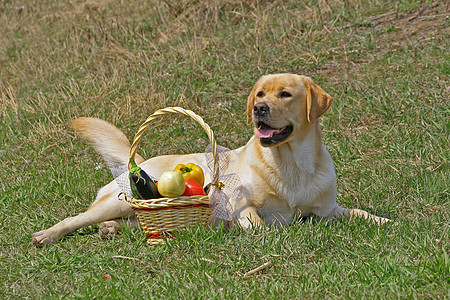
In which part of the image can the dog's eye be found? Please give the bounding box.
[280,91,292,98]
[256,91,264,97]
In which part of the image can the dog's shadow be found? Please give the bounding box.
[59,225,98,243]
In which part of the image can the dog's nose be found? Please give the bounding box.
[253,102,270,117]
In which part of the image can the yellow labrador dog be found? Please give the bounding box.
[32,74,389,246]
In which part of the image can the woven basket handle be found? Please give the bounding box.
[129,107,219,184]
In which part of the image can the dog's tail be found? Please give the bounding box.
[72,117,145,168]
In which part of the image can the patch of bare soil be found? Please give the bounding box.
[315,2,448,83]
[368,2,448,47]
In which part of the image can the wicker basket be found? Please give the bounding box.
[126,107,219,245]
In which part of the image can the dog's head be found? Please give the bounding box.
[246,74,332,147]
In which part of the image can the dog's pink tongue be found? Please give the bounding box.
[256,127,281,138]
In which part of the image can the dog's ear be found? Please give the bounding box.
[246,89,256,125]
[301,76,332,123]
[247,77,262,125]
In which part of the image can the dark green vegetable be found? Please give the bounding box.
[129,176,142,199]
[129,157,161,199]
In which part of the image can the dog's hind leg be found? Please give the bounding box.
[98,216,140,240]
[32,182,133,246]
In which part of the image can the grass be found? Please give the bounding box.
[0,0,448,298]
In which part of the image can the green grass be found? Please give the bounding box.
[0,0,448,298]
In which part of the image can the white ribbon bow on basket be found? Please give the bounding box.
[205,144,243,221]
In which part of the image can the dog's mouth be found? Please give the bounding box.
[255,122,293,146]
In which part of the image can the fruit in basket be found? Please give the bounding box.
[173,163,205,187]
[182,178,206,196]
[129,157,161,199]
[157,171,186,197]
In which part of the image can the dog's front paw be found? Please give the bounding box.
[99,221,120,239]
[377,216,398,226]
[32,230,59,247]
[378,216,391,224]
